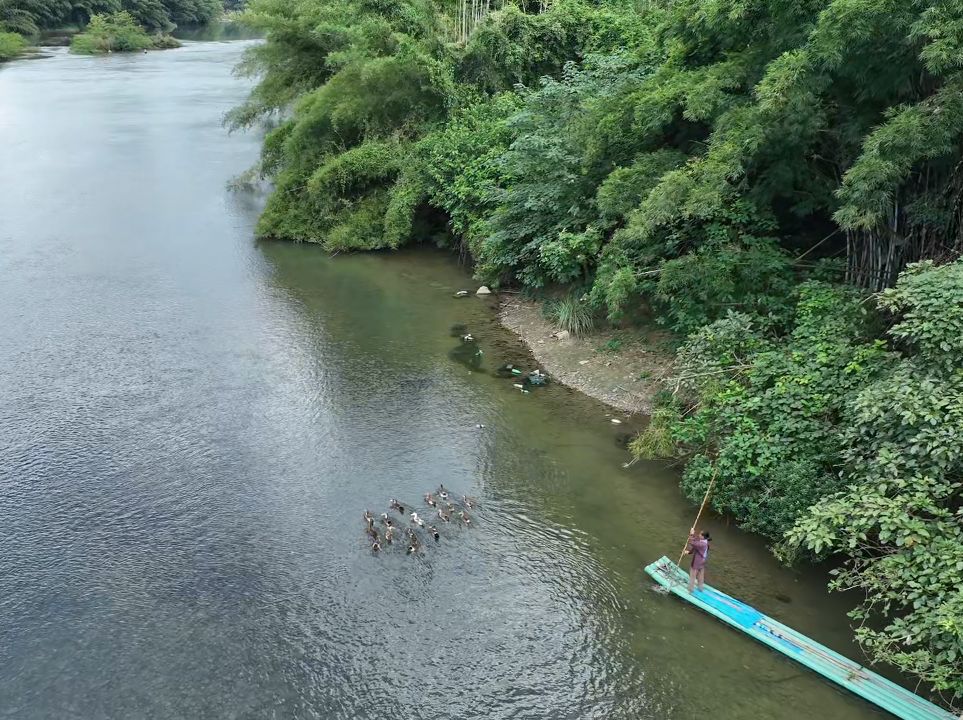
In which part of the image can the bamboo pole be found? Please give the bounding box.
[677,466,719,568]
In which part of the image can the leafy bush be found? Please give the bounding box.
[638,283,892,539]
[783,260,963,702]
[0,30,24,60]
[71,12,153,54]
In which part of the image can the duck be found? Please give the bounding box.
[406,544,416,555]
[380,512,389,524]
[463,495,476,509]
[429,526,440,542]
[410,512,425,528]
[385,526,395,544]
[438,509,451,523]
[367,526,380,541]
[363,510,374,526]
[425,492,437,507]
[389,499,405,515]
[371,541,381,552]
[460,511,472,526]
[438,485,449,501]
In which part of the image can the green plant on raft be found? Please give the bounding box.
[547,294,595,337]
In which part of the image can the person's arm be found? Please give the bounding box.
[685,528,696,554]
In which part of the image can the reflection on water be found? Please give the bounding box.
[0,41,887,719]
[174,21,261,42]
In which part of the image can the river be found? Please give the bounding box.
[0,41,888,719]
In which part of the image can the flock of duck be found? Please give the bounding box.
[363,485,477,555]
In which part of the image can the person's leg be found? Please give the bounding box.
[688,565,696,592]
[697,568,705,591]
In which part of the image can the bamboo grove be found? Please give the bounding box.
[232,0,963,707]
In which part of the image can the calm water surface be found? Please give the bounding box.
[0,42,888,719]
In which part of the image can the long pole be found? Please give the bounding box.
[677,466,718,567]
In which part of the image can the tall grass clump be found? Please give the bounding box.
[548,295,595,336]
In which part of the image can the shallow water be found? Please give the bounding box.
[0,42,888,719]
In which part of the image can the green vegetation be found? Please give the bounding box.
[547,294,595,336]
[234,0,963,704]
[0,0,222,38]
[0,29,24,59]
[71,11,156,53]
[642,261,963,700]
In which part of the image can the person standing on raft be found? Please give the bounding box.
[686,528,711,593]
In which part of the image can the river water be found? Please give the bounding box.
[0,41,888,720]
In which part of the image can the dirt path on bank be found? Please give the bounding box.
[498,296,674,415]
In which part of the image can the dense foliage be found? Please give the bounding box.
[0,0,221,36]
[0,28,23,59]
[70,10,171,53]
[637,260,963,703]
[236,0,963,705]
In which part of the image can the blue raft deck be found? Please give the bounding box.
[644,556,957,720]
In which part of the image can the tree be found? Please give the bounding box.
[0,28,24,59]
[784,260,963,704]
[70,10,153,53]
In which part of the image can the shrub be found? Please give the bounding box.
[71,12,154,55]
[0,31,25,61]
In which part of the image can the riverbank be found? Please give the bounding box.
[498,295,674,415]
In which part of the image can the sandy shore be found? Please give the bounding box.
[498,296,673,415]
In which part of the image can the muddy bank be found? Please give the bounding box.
[498,296,674,415]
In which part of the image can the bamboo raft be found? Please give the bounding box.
[644,556,956,720]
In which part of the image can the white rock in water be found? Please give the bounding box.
[610,418,623,424]
[476,285,492,295]
[554,330,571,341]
